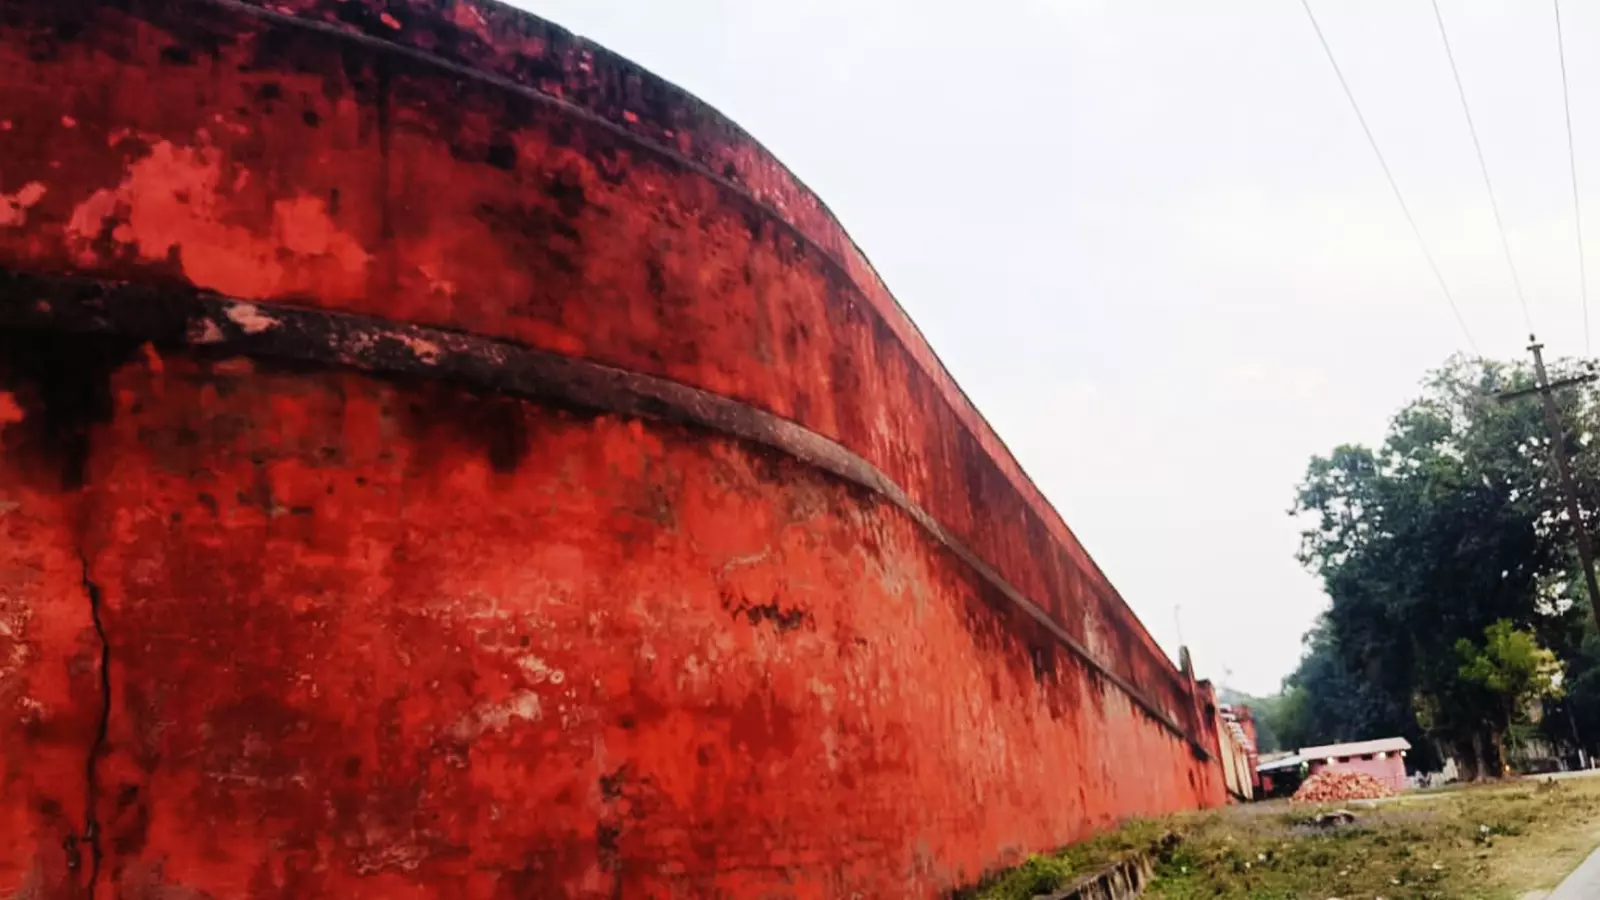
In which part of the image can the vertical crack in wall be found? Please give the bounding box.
[77,551,111,896]
[1,329,135,893]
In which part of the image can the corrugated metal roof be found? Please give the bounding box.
[1257,754,1303,772]
[1298,737,1411,759]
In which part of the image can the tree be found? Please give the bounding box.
[1260,686,1309,752]
[1217,687,1284,753]
[1550,620,1600,758]
[1289,356,1585,776]
[1264,616,1435,766]
[1456,620,1563,774]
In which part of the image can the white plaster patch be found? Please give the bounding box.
[353,839,432,875]
[820,726,840,772]
[398,334,442,364]
[517,654,565,685]
[0,595,32,685]
[224,302,280,334]
[185,318,225,345]
[453,690,542,740]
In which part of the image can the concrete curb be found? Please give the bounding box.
[1547,842,1600,900]
[1034,853,1155,900]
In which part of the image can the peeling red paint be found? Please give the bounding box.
[0,0,1226,896]
[63,139,368,301]
[4,356,1221,896]
[0,392,21,428]
[0,182,46,228]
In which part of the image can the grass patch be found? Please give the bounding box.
[959,777,1600,900]
[957,820,1176,900]
[967,854,1079,900]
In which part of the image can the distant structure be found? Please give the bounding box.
[1256,752,1304,798]
[1217,704,1260,801]
[1301,738,1411,793]
[1259,737,1412,797]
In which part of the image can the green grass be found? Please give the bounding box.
[960,777,1600,900]
[956,820,1175,900]
[967,854,1080,900]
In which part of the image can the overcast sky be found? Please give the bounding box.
[511,0,1600,695]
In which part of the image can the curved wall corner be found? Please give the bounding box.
[0,1,1225,896]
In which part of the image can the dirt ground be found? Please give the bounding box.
[960,774,1600,900]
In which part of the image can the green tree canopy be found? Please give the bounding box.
[1456,619,1563,771]
[1286,355,1598,777]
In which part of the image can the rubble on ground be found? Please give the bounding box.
[1290,771,1395,804]
[1307,809,1358,828]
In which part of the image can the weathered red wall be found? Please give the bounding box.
[0,0,1225,896]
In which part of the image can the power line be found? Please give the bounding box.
[1298,0,1481,357]
[1498,339,1600,633]
[1554,0,1590,356]
[1429,0,1535,336]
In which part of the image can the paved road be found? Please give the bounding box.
[1548,843,1600,900]
[1528,768,1600,783]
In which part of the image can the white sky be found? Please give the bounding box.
[510,0,1600,695]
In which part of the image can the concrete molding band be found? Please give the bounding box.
[0,267,1211,761]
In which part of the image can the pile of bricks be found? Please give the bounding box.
[1290,770,1395,804]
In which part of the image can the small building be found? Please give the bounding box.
[1299,737,1411,793]
[1216,704,1259,801]
[1255,752,1306,799]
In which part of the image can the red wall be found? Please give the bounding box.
[0,0,1226,895]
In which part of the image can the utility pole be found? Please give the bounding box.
[1498,335,1600,632]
